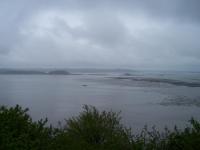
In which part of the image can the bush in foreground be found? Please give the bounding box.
[0,105,53,150]
[54,105,132,150]
[0,104,200,150]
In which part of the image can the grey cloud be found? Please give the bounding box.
[76,14,130,49]
[101,0,200,23]
[0,0,200,70]
[2,0,200,23]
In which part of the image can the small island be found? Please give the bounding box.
[48,70,71,75]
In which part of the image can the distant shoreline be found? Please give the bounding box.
[0,69,71,75]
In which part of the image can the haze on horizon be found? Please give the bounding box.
[0,0,200,71]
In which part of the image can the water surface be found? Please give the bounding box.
[0,71,200,131]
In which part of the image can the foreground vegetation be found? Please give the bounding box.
[0,105,200,150]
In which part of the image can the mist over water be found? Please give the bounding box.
[0,69,200,131]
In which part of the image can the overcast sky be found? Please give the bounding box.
[0,0,200,70]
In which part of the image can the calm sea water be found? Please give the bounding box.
[0,71,200,131]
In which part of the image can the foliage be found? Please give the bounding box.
[0,104,200,150]
[0,105,53,150]
[54,105,132,150]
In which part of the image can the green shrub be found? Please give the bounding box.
[0,104,200,150]
[0,105,53,150]
[164,118,200,150]
[54,105,133,150]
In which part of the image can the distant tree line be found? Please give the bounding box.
[0,104,200,150]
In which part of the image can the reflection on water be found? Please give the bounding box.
[0,72,200,131]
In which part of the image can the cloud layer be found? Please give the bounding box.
[0,0,200,70]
